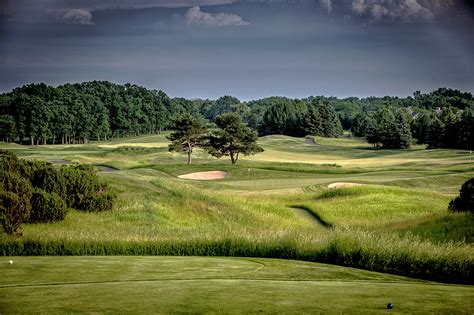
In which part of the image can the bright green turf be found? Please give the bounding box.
[1,256,473,314]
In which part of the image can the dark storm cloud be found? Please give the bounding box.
[309,0,472,23]
[1,0,473,99]
[3,0,472,26]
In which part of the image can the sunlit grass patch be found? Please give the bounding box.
[300,185,452,228]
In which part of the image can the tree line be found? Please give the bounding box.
[1,81,472,150]
[0,81,197,145]
[351,105,473,150]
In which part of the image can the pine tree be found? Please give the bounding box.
[304,105,323,136]
[393,111,412,149]
[207,113,263,164]
[304,100,342,138]
[457,108,473,150]
[351,112,367,137]
[411,111,432,144]
[167,114,208,165]
[377,108,397,148]
[365,115,380,147]
[441,107,460,148]
[318,101,343,137]
[425,115,444,149]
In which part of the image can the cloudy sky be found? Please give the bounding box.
[1,0,473,100]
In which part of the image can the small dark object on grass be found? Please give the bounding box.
[387,303,393,309]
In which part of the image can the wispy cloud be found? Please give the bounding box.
[319,0,332,13]
[185,6,250,27]
[62,9,94,25]
[351,0,435,22]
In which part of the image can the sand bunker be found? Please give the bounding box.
[50,159,73,165]
[178,171,228,180]
[98,143,167,149]
[305,137,318,145]
[327,182,365,189]
[94,165,117,172]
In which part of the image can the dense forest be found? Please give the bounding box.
[0,81,472,150]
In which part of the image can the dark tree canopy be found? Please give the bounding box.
[261,102,295,135]
[304,100,343,138]
[0,81,176,145]
[201,95,241,121]
[0,82,472,150]
[361,108,412,149]
[448,178,474,213]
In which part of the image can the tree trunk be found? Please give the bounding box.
[230,152,236,164]
[187,143,192,165]
[30,136,34,145]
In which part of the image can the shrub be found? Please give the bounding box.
[0,171,33,235]
[0,151,115,233]
[81,184,115,212]
[448,178,474,213]
[31,165,68,200]
[0,150,22,174]
[21,160,52,183]
[60,165,115,212]
[30,189,68,223]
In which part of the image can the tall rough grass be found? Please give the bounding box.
[1,228,472,284]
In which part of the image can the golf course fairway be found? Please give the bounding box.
[1,256,472,313]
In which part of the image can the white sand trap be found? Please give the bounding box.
[178,171,228,180]
[327,182,365,189]
[98,143,167,149]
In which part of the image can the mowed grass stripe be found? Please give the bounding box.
[0,256,472,313]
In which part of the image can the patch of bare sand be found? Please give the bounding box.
[178,171,228,180]
[327,182,365,189]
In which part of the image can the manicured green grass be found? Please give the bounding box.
[0,256,472,314]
